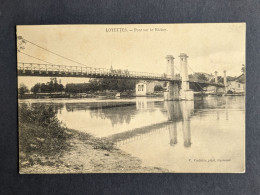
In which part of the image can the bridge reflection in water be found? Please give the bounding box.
[166,101,194,148]
[109,100,196,148]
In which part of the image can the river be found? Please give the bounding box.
[19,96,245,173]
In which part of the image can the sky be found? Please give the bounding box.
[17,23,245,88]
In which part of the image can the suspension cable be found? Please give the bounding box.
[20,37,90,67]
[19,51,53,64]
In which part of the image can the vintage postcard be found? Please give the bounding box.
[17,23,245,173]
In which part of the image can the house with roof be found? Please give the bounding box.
[202,73,245,95]
[136,81,164,96]
[226,73,245,94]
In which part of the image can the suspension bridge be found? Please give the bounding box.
[17,36,227,101]
[17,62,224,88]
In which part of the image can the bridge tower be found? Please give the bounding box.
[166,55,175,78]
[164,55,180,101]
[179,53,194,100]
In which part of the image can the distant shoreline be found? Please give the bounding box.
[18,91,164,100]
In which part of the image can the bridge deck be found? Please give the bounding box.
[17,63,224,87]
[17,63,180,82]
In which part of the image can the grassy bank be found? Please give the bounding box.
[19,104,168,173]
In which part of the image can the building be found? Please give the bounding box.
[136,81,164,96]
[226,74,245,94]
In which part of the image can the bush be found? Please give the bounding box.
[19,104,71,157]
[19,104,62,128]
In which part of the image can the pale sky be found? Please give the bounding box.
[17,23,245,88]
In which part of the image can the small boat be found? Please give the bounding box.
[115,93,120,98]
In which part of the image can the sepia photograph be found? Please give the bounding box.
[17,23,245,173]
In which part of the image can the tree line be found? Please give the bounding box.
[31,78,64,94]
[65,78,137,93]
[18,77,138,95]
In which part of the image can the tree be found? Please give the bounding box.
[31,83,41,94]
[50,78,64,92]
[90,74,136,92]
[65,83,90,93]
[196,73,208,81]
[17,36,26,52]
[154,85,163,91]
[241,64,245,73]
[116,79,136,92]
[18,83,29,95]
[89,79,99,92]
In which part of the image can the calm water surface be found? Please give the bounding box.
[19,96,245,172]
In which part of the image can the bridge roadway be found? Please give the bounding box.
[17,62,225,87]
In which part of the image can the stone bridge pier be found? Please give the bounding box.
[164,55,180,100]
[164,53,194,101]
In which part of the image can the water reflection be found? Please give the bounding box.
[169,123,177,145]
[165,101,194,147]
[113,97,233,148]
[136,99,147,110]
[20,97,234,143]
[111,101,195,147]
[182,101,194,147]
[18,96,244,172]
[118,96,244,172]
[63,100,161,127]
[54,99,167,137]
[89,106,136,126]
[194,96,245,110]
[226,110,229,120]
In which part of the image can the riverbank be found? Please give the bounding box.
[18,91,164,100]
[18,91,134,99]
[20,127,168,174]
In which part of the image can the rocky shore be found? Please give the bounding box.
[20,128,168,174]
